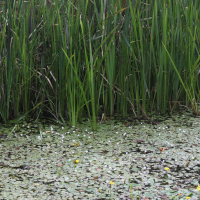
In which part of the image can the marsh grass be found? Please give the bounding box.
[0,0,200,129]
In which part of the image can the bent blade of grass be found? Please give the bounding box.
[162,41,200,114]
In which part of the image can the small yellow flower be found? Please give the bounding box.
[197,185,200,191]
[164,167,169,171]
[110,181,114,185]
[186,197,191,199]
[74,143,79,146]
[73,160,79,164]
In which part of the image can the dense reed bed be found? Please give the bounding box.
[0,0,200,130]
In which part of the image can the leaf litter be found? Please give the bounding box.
[0,113,200,199]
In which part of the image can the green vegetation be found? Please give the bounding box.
[1,0,200,130]
[1,1,200,198]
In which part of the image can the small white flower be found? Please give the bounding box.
[108,140,110,142]
[62,127,64,129]
[88,136,90,138]
[73,131,75,133]
[83,135,85,137]
[77,134,79,136]
[51,126,53,131]
[85,129,87,131]
[124,132,126,136]
[72,140,75,142]
[116,132,118,134]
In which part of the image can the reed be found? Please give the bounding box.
[0,0,200,129]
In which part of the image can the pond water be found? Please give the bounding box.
[0,113,200,199]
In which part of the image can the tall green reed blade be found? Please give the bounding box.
[79,8,118,129]
[21,3,30,119]
[104,13,117,116]
[92,25,119,118]
[4,0,15,121]
[183,1,199,111]
[0,3,7,122]
[167,0,182,109]
[160,2,168,114]
[128,0,149,116]
[67,55,76,127]
[62,50,92,126]
[80,20,98,130]
[162,42,200,115]
[55,0,69,119]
